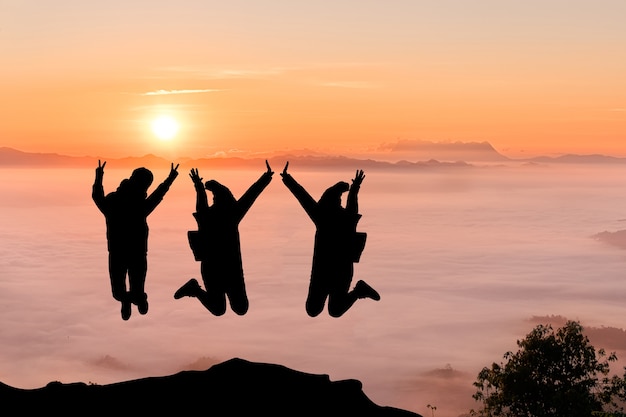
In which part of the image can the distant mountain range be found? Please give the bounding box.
[527,154,626,164]
[376,139,510,162]
[1,145,625,170]
[0,146,471,170]
[0,358,420,416]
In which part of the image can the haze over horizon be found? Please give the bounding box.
[5,139,626,166]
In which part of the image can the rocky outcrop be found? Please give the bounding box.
[0,358,421,416]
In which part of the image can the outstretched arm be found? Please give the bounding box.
[236,160,274,220]
[280,162,319,223]
[92,160,106,212]
[346,169,364,214]
[190,168,209,212]
[146,163,179,214]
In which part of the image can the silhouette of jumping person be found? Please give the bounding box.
[92,160,179,320]
[174,161,274,315]
[280,162,380,317]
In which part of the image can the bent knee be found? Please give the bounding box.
[306,300,325,317]
[231,301,249,316]
[211,307,227,316]
[327,306,346,318]
[327,297,349,318]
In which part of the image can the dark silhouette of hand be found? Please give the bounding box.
[95,160,106,181]
[189,168,203,185]
[265,160,274,176]
[352,169,365,187]
[169,163,180,179]
[280,161,289,178]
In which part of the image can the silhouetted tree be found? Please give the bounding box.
[472,320,625,417]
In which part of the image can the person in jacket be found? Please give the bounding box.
[280,162,380,317]
[92,160,179,320]
[174,161,274,315]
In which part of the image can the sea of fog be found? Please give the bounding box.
[2,163,626,416]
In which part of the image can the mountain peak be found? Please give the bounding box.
[378,139,508,162]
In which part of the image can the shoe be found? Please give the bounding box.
[354,280,380,301]
[137,294,149,315]
[121,300,131,321]
[174,278,201,299]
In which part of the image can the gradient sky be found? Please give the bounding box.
[1,1,625,158]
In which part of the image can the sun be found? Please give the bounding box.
[151,116,179,140]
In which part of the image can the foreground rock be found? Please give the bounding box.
[0,357,421,416]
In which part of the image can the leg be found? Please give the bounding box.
[108,252,128,302]
[108,252,131,320]
[196,261,227,316]
[305,272,329,317]
[328,269,380,318]
[128,253,149,314]
[326,263,357,318]
[225,273,249,316]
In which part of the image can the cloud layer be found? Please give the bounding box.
[2,164,626,417]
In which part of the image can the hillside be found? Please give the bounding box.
[0,358,421,416]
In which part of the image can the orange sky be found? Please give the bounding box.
[1,1,625,159]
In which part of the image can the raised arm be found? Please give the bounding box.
[189,168,209,212]
[146,163,179,214]
[346,169,364,214]
[92,160,107,213]
[236,160,274,221]
[280,162,319,223]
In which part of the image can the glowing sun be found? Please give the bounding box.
[151,116,179,140]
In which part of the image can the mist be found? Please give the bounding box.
[2,163,626,417]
